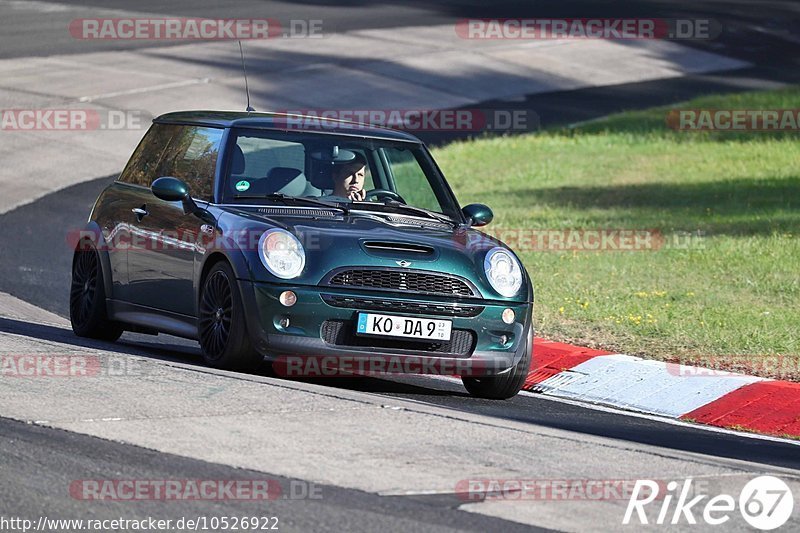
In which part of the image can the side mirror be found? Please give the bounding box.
[151,176,199,214]
[152,176,189,202]
[462,203,493,227]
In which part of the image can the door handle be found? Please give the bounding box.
[132,206,148,220]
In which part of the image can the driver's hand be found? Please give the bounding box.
[348,189,366,201]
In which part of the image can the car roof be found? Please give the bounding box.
[153,110,422,142]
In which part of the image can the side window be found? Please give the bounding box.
[158,126,223,202]
[118,124,176,187]
[118,124,223,202]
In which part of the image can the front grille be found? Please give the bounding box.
[322,295,483,317]
[321,319,476,357]
[326,268,475,297]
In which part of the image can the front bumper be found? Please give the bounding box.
[238,280,533,376]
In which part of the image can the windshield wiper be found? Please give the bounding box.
[354,200,457,227]
[233,193,349,214]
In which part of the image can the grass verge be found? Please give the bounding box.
[433,87,800,379]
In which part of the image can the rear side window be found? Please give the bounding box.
[118,124,223,202]
[118,124,174,188]
[162,126,223,201]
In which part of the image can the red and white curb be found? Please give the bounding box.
[523,338,800,438]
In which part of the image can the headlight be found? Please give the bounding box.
[484,247,523,297]
[258,229,305,279]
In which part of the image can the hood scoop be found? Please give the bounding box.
[385,215,452,230]
[253,206,338,218]
[361,240,436,259]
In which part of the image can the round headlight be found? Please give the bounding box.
[258,229,305,279]
[484,247,523,297]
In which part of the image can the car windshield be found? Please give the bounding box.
[222,128,462,221]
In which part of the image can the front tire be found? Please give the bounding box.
[462,327,532,400]
[198,261,262,370]
[69,245,123,341]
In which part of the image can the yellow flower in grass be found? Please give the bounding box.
[634,290,667,298]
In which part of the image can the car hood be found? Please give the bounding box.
[214,206,530,302]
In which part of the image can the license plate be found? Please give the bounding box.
[356,313,452,341]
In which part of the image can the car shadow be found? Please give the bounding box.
[0,316,201,363]
[283,375,468,397]
[2,315,797,469]
[0,316,459,397]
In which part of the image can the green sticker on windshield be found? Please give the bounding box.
[235,180,250,192]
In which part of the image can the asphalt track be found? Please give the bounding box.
[3,0,799,61]
[2,1,800,530]
[0,416,546,532]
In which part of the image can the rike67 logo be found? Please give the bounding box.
[624,476,794,529]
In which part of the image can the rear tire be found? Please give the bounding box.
[462,327,532,400]
[198,261,262,370]
[69,245,123,342]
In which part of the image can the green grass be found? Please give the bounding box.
[432,86,800,379]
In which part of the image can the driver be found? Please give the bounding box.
[330,153,367,201]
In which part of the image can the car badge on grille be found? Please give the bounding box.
[396,260,412,267]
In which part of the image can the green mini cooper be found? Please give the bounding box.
[70,111,534,399]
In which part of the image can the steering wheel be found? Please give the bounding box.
[366,189,406,204]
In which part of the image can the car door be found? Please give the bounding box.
[126,124,223,316]
[109,123,175,304]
